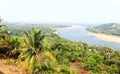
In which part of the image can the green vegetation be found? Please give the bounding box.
[86,23,120,36]
[0,22,120,74]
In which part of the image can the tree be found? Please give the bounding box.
[18,28,56,74]
[0,25,10,57]
[0,25,9,40]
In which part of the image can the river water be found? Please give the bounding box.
[58,26,120,50]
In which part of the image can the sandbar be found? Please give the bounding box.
[88,32,120,43]
[65,25,80,29]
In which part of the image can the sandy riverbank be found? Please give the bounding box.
[65,25,80,29]
[89,32,120,43]
[53,25,80,34]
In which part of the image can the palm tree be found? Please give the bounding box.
[18,28,56,74]
[0,25,10,57]
[0,25,9,40]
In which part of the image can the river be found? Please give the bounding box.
[57,26,120,50]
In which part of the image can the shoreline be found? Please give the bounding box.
[54,25,80,34]
[53,25,80,35]
[65,25,80,29]
[88,32,120,43]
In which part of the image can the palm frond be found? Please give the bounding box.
[42,52,57,63]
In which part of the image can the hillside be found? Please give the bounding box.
[0,23,120,74]
[86,23,120,36]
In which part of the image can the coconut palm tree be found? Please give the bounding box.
[18,28,56,74]
[0,25,10,56]
[0,25,9,40]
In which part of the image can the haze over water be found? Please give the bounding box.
[58,26,120,50]
[1,0,120,50]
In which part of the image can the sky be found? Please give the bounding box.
[0,0,120,23]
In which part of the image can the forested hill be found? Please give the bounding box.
[86,23,120,36]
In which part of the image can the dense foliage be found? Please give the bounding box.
[0,23,120,74]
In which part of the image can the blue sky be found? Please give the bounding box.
[0,0,120,23]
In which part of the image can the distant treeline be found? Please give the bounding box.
[1,22,70,36]
[86,23,120,36]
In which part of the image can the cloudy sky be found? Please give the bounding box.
[0,0,120,23]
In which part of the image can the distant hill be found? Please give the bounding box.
[86,23,120,36]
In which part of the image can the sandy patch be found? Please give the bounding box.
[88,32,120,43]
[65,25,80,29]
